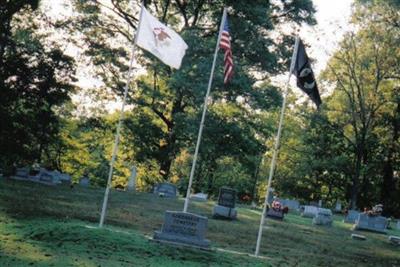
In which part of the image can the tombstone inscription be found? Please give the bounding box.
[353,213,388,234]
[212,187,237,220]
[153,211,210,249]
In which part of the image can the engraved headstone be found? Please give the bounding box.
[353,213,388,234]
[212,187,237,220]
[153,182,177,198]
[344,210,360,224]
[301,205,319,218]
[153,211,210,249]
[127,166,137,191]
[313,208,333,226]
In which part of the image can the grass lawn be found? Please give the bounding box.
[0,178,399,266]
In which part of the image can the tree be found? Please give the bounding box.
[322,4,400,209]
[0,1,76,172]
[67,0,317,186]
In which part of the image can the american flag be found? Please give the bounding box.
[219,17,233,84]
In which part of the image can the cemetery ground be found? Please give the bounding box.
[0,179,399,267]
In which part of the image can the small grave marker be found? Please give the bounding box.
[389,236,400,246]
[153,182,177,198]
[351,233,366,240]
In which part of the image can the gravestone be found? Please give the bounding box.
[280,199,300,211]
[397,220,400,230]
[153,182,177,198]
[38,171,57,185]
[318,200,322,207]
[301,205,319,218]
[335,201,342,213]
[351,234,366,241]
[15,167,30,179]
[389,235,400,246]
[353,213,388,234]
[79,176,90,187]
[153,211,210,249]
[127,166,137,191]
[58,173,72,185]
[266,207,284,220]
[190,193,208,202]
[313,208,333,226]
[344,210,360,224]
[212,187,237,220]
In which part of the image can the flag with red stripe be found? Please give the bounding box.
[219,17,233,84]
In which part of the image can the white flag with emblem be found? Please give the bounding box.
[135,7,188,69]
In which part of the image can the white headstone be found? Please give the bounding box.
[335,201,342,212]
[127,166,136,191]
[318,200,322,207]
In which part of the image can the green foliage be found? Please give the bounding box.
[0,3,76,172]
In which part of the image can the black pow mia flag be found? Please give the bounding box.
[290,38,322,108]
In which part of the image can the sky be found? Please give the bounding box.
[40,0,354,111]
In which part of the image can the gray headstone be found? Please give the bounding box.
[353,213,388,234]
[397,220,400,230]
[212,205,237,220]
[389,235,400,246]
[153,211,210,249]
[313,208,333,226]
[79,177,90,187]
[266,208,284,220]
[344,210,360,224]
[153,182,177,198]
[190,193,208,202]
[301,205,319,218]
[318,200,322,207]
[127,166,136,191]
[280,199,300,211]
[335,201,342,212]
[351,233,366,240]
[217,187,236,208]
[15,167,30,178]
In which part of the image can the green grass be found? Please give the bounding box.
[0,178,399,266]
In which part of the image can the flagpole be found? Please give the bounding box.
[183,8,227,213]
[254,37,299,256]
[99,3,145,228]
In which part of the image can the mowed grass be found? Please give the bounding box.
[0,179,399,267]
